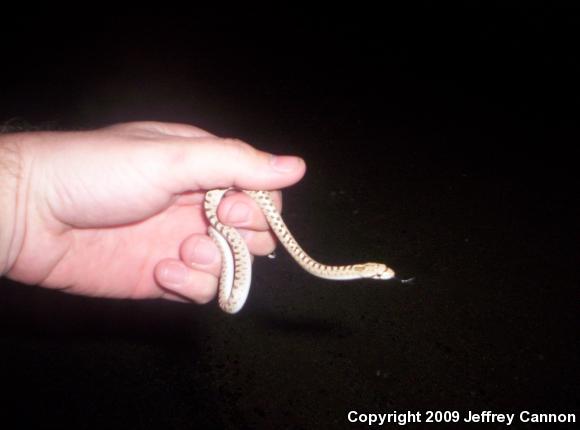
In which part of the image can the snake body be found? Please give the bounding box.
[204,188,395,314]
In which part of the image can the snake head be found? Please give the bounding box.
[354,263,395,280]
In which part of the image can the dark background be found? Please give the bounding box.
[0,9,578,429]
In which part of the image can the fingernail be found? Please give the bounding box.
[270,155,302,172]
[226,202,250,224]
[191,237,219,265]
[162,261,189,286]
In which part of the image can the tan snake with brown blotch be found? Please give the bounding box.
[204,188,401,314]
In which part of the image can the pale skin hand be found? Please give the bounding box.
[0,122,306,303]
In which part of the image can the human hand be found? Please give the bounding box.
[0,122,305,303]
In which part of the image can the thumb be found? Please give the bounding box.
[161,137,306,193]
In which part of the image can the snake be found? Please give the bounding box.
[204,188,397,314]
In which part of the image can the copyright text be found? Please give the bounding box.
[347,410,576,426]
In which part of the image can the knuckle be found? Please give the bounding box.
[104,121,157,133]
[221,138,256,159]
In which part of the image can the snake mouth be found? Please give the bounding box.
[376,268,395,280]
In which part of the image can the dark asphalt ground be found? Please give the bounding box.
[0,10,578,429]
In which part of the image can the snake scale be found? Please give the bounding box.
[204,188,396,313]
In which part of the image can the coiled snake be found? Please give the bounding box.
[204,188,397,313]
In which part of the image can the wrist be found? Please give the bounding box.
[0,133,25,276]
